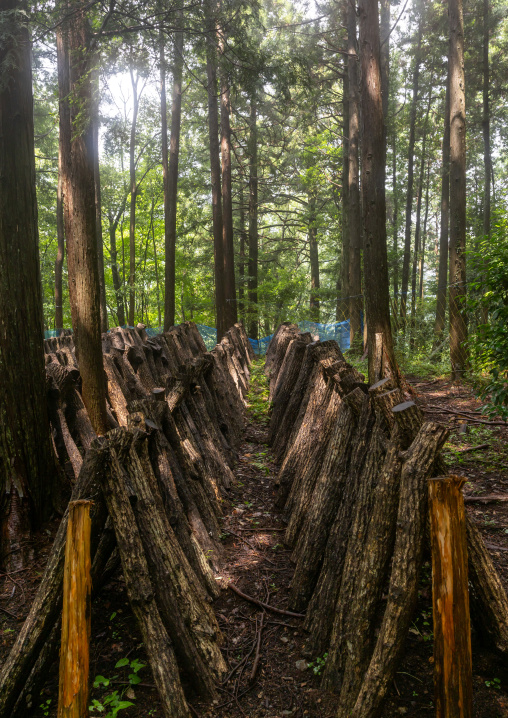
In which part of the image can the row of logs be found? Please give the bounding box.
[0,321,254,718]
[266,323,508,718]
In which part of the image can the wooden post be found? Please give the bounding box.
[58,500,93,718]
[429,476,473,718]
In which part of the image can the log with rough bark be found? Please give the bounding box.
[466,513,508,655]
[99,443,191,716]
[271,341,317,461]
[337,422,449,718]
[429,475,473,718]
[279,378,340,521]
[0,447,108,718]
[274,343,344,507]
[326,402,428,707]
[58,500,92,718]
[105,429,225,696]
[127,402,220,593]
[288,395,358,611]
[264,322,299,379]
[269,335,312,442]
[283,365,365,546]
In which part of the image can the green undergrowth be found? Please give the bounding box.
[246,358,271,425]
[346,349,451,382]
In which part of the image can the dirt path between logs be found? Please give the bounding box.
[2,365,508,717]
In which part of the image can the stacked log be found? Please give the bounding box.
[0,322,253,718]
[267,325,508,717]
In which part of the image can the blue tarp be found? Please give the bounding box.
[45,319,352,355]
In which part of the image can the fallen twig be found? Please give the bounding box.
[464,494,508,504]
[0,605,22,621]
[249,611,265,683]
[424,409,507,427]
[228,583,305,618]
[486,543,508,553]
[455,443,490,454]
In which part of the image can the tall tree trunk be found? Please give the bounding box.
[128,68,139,327]
[0,0,59,568]
[347,0,362,345]
[433,73,450,351]
[380,0,390,144]
[92,66,107,333]
[219,43,238,332]
[248,92,259,340]
[308,195,320,322]
[152,208,162,329]
[400,14,422,322]
[410,82,432,341]
[55,140,65,332]
[449,0,469,378]
[56,23,70,332]
[481,0,491,326]
[238,178,246,320]
[108,208,126,327]
[340,35,350,323]
[163,20,184,331]
[419,156,431,302]
[205,9,226,340]
[359,0,399,385]
[392,127,399,305]
[60,1,109,435]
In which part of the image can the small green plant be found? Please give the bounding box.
[307,653,328,676]
[40,698,51,717]
[485,677,501,690]
[89,658,145,716]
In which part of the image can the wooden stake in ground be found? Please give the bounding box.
[58,500,93,718]
[429,476,473,718]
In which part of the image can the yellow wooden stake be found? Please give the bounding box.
[58,500,93,718]
[429,476,473,718]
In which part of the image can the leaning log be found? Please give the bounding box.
[100,444,191,717]
[339,422,449,718]
[0,447,108,718]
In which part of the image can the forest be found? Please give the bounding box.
[2,0,508,716]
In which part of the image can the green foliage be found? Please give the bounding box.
[39,697,51,717]
[307,653,328,676]
[246,359,271,425]
[485,677,501,690]
[468,213,508,419]
[89,657,145,716]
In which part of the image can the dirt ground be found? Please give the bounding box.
[2,371,508,718]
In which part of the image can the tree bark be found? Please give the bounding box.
[100,444,191,718]
[433,73,450,352]
[410,83,432,340]
[358,0,399,385]
[92,66,108,333]
[205,7,226,340]
[400,13,422,322]
[0,446,108,718]
[347,0,362,345]
[448,0,469,378]
[219,36,238,332]
[429,476,473,718]
[163,20,184,331]
[55,145,65,331]
[128,67,140,327]
[308,194,320,322]
[343,423,449,718]
[60,1,109,435]
[248,90,259,339]
[341,21,350,323]
[0,0,59,568]
[58,501,92,718]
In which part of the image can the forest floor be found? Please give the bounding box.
[2,362,508,717]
